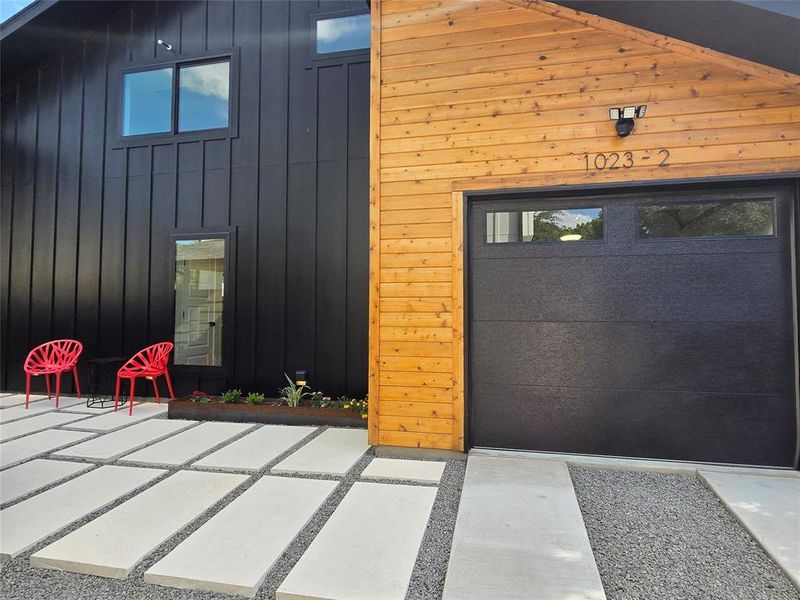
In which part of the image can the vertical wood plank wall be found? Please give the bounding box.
[370,0,800,451]
[0,0,370,398]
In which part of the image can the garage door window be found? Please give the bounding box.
[638,200,775,239]
[486,208,604,243]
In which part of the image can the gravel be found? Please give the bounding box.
[569,467,800,600]
[0,421,466,600]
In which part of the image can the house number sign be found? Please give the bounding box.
[583,149,670,171]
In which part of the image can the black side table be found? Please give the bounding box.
[87,357,127,408]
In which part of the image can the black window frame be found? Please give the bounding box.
[169,227,237,377]
[114,49,240,147]
[310,8,371,66]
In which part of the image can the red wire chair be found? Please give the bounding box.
[114,342,175,415]
[23,339,83,409]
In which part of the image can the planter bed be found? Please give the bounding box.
[168,397,367,428]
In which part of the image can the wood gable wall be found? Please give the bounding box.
[368,0,800,450]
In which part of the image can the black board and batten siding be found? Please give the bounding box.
[0,0,370,397]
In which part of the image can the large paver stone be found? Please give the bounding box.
[31,470,246,578]
[62,402,168,431]
[442,456,606,600]
[121,422,253,466]
[277,482,437,600]
[0,394,48,408]
[146,476,338,596]
[0,459,92,504]
[272,428,369,476]
[53,419,196,461]
[193,425,316,472]
[700,470,800,589]
[1,412,90,442]
[0,465,163,561]
[361,458,445,484]
[0,397,85,423]
[0,429,95,469]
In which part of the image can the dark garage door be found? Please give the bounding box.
[469,185,797,466]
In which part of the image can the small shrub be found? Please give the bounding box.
[245,392,266,405]
[278,374,312,408]
[220,389,242,404]
[191,390,212,404]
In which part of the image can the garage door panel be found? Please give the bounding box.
[471,252,791,323]
[471,313,792,396]
[471,383,796,466]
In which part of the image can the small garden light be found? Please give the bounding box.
[609,105,646,137]
[295,370,308,387]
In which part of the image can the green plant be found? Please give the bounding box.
[191,390,213,404]
[245,392,266,405]
[220,389,242,404]
[310,393,368,419]
[278,374,312,408]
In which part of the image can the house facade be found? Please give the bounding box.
[2,0,799,467]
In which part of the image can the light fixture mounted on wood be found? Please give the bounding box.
[609,105,647,137]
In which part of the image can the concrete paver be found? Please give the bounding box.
[193,425,316,472]
[53,419,196,461]
[272,428,368,476]
[0,459,92,504]
[277,482,436,600]
[0,412,90,442]
[0,465,163,561]
[0,397,85,423]
[146,476,338,596]
[120,422,253,466]
[700,470,800,588]
[442,456,606,600]
[62,402,168,431]
[0,394,48,409]
[361,458,445,484]
[31,470,247,578]
[0,429,95,469]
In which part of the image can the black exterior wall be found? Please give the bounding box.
[0,0,370,398]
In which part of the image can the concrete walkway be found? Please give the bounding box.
[700,470,800,589]
[442,455,606,600]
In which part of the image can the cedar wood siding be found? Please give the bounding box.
[369,0,800,450]
[0,0,370,398]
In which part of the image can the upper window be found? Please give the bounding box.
[487,208,604,243]
[121,57,231,139]
[316,13,370,54]
[122,68,173,137]
[638,200,775,239]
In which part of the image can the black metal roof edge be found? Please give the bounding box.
[0,0,56,40]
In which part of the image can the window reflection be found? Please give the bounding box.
[316,13,371,54]
[122,68,173,136]
[174,239,225,366]
[487,208,604,243]
[178,61,230,132]
[638,200,775,238]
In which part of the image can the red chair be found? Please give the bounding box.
[114,342,175,415]
[23,339,83,409]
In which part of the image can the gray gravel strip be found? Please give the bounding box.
[569,466,800,600]
[0,424,466,600]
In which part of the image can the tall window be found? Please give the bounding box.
[174,239,225,366]
[121,57,231,138]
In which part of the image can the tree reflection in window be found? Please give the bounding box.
[487,208,604,243]
[639,200,774,238]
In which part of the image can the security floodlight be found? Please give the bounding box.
[609,105,647,137]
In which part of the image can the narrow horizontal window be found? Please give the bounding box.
[316,13,370,54]
[122,68,173,136]
[174,239,225,367]
[486,208,604,243]
[178,60,230,132]
[638,200,775,239]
